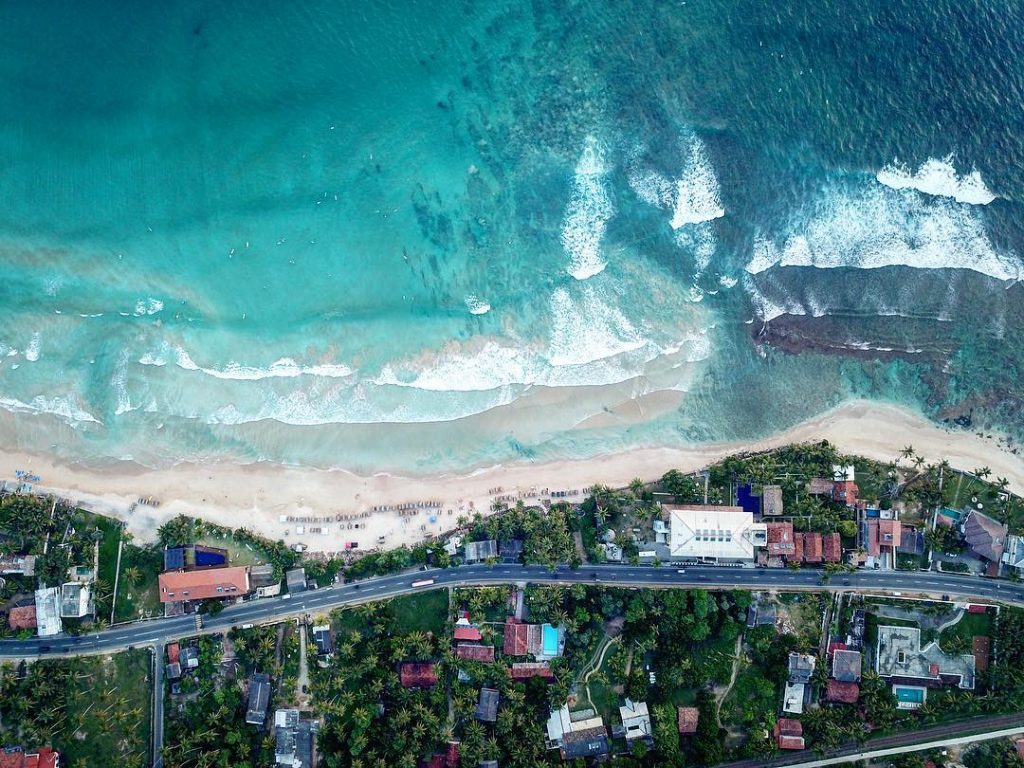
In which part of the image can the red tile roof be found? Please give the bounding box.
[0,748,59,768]
[865,520,880,558]
[776,718,802,736]
[878,520,902,548]
[158,566,250,603]
[24,749,59,768]
[167,642,180,664]
[454,626,482,642]
[7,606,36,630]
[826,680,860,704]
[504,618,529,656]
[823,533,841,563]
[777,735,805,750]
[455,644,495,663]
[832,480,859,506]
[400,662,438,687]
[511,662,554,680]
[775,718,804,750]
[803,532,823,563]
[446,741,460,768]
[766,523,796,555]
[677,706,699,734]
[792,533,804,562]
[973,635,991,672]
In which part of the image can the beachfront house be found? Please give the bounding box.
[463,539,497,564]
[665,505,767,562]
[250,564,281,598]
[1002,534,1024,573]
[59,582,94,619]
[158,566,251,612]
[33,587,62,637]
[961,509,1008,570]
[762,484,784,516]
[285,568,308,594]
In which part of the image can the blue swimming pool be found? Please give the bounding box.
[894,686,924,704]
[542,625,559,657]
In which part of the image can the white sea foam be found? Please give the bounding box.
[140,346,354,380]
[24,333,40,362]
[561,136,615,280]
[133,298,164,316]
[719,275,738,288]
[744,183,1022,281]
[670,136,725,229]
[112,351,137,416]
[464,295,491,315]
[0,395,101,426]
[674,224,718,274]
[877,157,996,205]
[627,168,675,209]
[375,284,708,395]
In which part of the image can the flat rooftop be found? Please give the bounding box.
[876,625,975,689]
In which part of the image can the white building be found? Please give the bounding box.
[618,700,652,743]
[34,587,63,637]
[60,582,94,618]
[666,505,767,561]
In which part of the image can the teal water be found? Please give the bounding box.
[0,1,1022,472]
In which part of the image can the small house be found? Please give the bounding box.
[475,688,500,723]
[246,672,271,726]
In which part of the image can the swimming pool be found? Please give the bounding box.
[542,624,559,657]
[893,685,926,708]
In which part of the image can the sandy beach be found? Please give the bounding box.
[2,399,1022,553]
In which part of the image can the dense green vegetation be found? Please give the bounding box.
[162,633,276,768]
[0,650,152,768]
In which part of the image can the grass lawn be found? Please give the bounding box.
[945,471,1024,533]
[114,544,164,622]
[62,649,152,766]
[939,609,994,652]
[387,590,448,635]
[76,509,122,587]
[200,532,266,567]
[577,640,622,723]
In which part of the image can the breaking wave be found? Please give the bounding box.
[0,394,101,426]
[670,136,725,229]
[745,180,1022,281]
[877,157,997,205]
[139,345,353,380]
[561,136,615,280]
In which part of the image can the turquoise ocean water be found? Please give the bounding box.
[1,0,1022,472]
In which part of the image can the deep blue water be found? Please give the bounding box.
[0,0,1021,471]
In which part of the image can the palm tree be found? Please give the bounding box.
[123,566,143,587]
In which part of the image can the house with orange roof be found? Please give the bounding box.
[158,566,250,604]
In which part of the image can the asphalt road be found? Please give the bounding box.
[3,563,1024,659]
[723,712,1024,768]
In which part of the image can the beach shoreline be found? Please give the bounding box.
[2,399,1022,553]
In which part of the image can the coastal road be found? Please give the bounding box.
[722,713,1024,768]
[2,563,1023,659]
